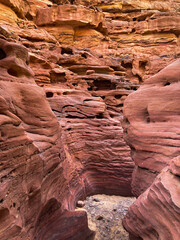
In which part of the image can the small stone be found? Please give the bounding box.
[89,204,95,207]
[76,200,85,208]
[93,198,100,202]
[96,215,104,220]
[86,70,95,75]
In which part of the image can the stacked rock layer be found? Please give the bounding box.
[0,0,179,239]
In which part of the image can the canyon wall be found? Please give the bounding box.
[0,37,94,240]
[0,0,179,239]
[123,58,180,240]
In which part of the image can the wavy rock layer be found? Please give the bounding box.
[123,167,180,240]
[0,37,97,240]
[123,60,180,239]
[0,19,134,240]
[123,59,180,196]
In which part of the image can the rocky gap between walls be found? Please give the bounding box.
[76,194,136,240]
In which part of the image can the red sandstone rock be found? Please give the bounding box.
[123,168,180,240]
[46,88,134,196]
[35,209,94,240]
[35,4,106,29]
[0,0,180,239]
[123,60,180,239]
[0,0,29,18]
[0,37,62,239]
[170,156,180,176]
[0,37,96,240]
[0,33,134,240]
[123,59,180,195]
[0,0,179,83]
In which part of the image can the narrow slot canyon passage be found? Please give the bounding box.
[76,194,135,240]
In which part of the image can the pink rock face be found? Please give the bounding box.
[0,38,34,83]
[170,156,180,176]
[123,59,180,195]
[122,60,180,239]
[1,0,180,239]
[0,36,134,239]
[123,168,180,240]
[0,37,95,239]
[47,89,134,197]
[0,37,58,239]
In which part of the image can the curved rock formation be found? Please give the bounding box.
[123,59,180,196]
[0,27,133,240]
[123,60,180,239]
[1,0,179,84]
[0,37,95,240]
[123,167,180,240]
[0,0,180,239]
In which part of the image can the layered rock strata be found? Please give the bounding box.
[0,0,179,86]
[123,60,180,239]
[123,59,180,196]
[0,26,133,240]
[0,0,179,239]
[123,167,180,240]
[0,37,95,240]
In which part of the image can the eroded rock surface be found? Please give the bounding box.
[123,60,180,239]
[0,11,135,240]
[0,37,95,240]
[0,0,179,239]
[123,59,180,196]
[123,167,180,240]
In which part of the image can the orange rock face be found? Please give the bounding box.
[122,60,180,239]
[36,4,105,28]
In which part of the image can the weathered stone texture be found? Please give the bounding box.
[123,59,180,194]
[0,0,179,239]
[122,59,180,239]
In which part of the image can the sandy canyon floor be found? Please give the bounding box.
[76,194,136,240]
